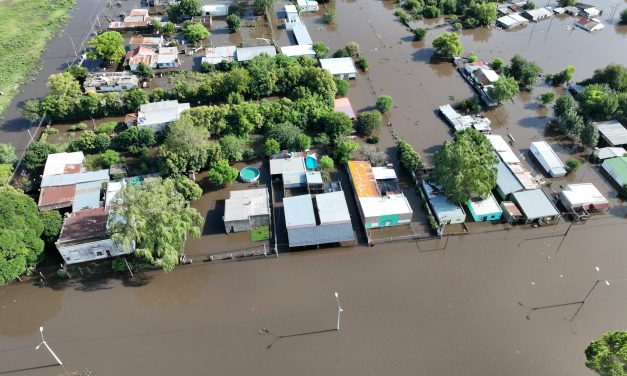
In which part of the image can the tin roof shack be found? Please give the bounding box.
[291,24,313,45]
[56,207,134,265]
[596,120,627,147]
[529,141,567,177]
[297,0,319,12]
[136,100,190,132]
[488,135,543,195]
[236,46,277,62]
[593,147,627,161]
[438,104,492,134]
[269,155,307,188]
[223,188,271,233]
[500,201,523,223]
[466,193,503,222]
[575,17,605,32]
[201,4,229,16]
[334,98,356,120]
[495,158,525,199]
[559,183,609,212]
[155,47,181,68]
[283,191,354,248]
[128,36,163,50]
[511,189,560,224]
[320,58,357,80]
[602,156,627,188]
[280,45,316,58]
[84,72,139,93]
[284,5,301,27]
[124,47,158,71]
[421,181,466,225]
[461,60,499,106]
[202,46,236,65]
[522,7,553,21]
[496,13,529,28]
[109,8,153,30]
[347,161,413,230]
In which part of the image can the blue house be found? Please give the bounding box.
[466,193,503,222]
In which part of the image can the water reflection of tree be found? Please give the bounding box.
[134,267,211,308]
[0,283,64,337]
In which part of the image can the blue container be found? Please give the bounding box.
[240,167,260,183]
[305,156,317,170]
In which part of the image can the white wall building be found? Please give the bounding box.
[320,58,357,80]
[136,100,190,132]
[529,141,567,177]
[84,72,140,92]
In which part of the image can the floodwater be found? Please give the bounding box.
[1,0,627,375]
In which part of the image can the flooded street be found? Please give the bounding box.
[1,0,627,374]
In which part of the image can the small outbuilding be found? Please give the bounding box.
[421,181,466,225]
[511,189,560,224]
[320,58,357,80]
[595,120,627,147]
[466,193,503,222]
[438,104,492,134]
[593,147,627,161]
[522,7,553,21]
[575,17,605,32]
[202,46,237,65]
[236,46,277,62]
[496,13,529,29]
[602,156,627,188]
[559,183,609,212]
[280,44,316,58]
[334,98,356,120]
[136,100,190,132]
[529,141,567,177]
[223,188,271,233]
[494,158,525,199]
[500,201,523,223]
[297,0,319,12]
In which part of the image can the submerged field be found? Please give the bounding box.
[0,0,75,116]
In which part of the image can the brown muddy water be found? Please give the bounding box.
[1,0,627,375]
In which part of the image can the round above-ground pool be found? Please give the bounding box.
[240,167,260,183]
[305,156,317,170]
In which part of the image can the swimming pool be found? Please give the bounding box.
[240,167,260,183]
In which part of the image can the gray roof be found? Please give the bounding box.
[41,170,109,188]
[421,181,466,222]
[319,58,357,75]
[269,156,305,175]
[512,189,559,219]
[595,120,627,146]
[236,46,276,62]
[292,24,313,45]
[495,158,524,196]
[316,191,351,224]
[72,181,103,212]
[224,188,270,222]
[306,171,323,185]
[137,100,189,127]
[284,194,316,227]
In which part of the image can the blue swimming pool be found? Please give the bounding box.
[240,167,260,183]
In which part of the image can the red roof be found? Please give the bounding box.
[38,185,76,209]
[58,207,108,243]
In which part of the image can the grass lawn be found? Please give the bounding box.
[251,226,270,242]
[0,0,76,116]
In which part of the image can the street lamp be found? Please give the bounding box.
[35,326,63,366]
[334,292,343,331]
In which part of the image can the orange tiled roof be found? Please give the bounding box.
[347,160,379,198]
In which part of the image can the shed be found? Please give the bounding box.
[223,188,271,233]
[529,141,567,177]
[559,183,609,211]
[201,4,229,16]
[280,44,316,58]
[594,147,627,161]
[595,120,627,147]
[236,46,277,62]
[496,13,529,28]
[72,181,103,212]
[522,7,553,21]
[128,36,163,50]
[575,17,604,32]
[202,46,237,65]
[579,6,600,17]
[500,201,523,223]
[495,158,524,199]
[466,193,503,222]
[291,24,313,45]
[438,104,492,134]
[334,98,356,120]
[43,152,84,177]
[511,189,559,224]
[421,181,466,225]
[320,58,357,80]
[297,0,319,12]
[137,100,190,132]
[602,156,627,188]
[269,156,306,176]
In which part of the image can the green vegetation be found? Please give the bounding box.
[398,140,423,175]
[254,0,275,13]
[323,9,336,24]
[356,110,382,136]
[376,95,394,113]
[0,185,45,285]
[546,65,575,86]
[491,58,505,71]
[412,27,427,41]
[207,159,238,186]
[87,31,126,63]
[226,14,241,33]
[251,226,270,242]
[69,122,88,131]
[506,54,543,89]
[172,176,203,202]
[0,0,76,116]
[585,331,627,376]
[360,145,387,166]
[182,22,210,45]
[432,32,463,59]
[333,139,359,165]
[23,142,59,171]
[313,42,329,59]
[264,138,280,157]
[558,0,576,6]
[397,0,496,29]
[136,62,155,79]
[579,84,620,121]
[580,122,600,148]
[100,149,123,167]
[488,76,520,104]
[566,158,582,172]
[523,0,536,10]
[539,92,556,107]
[67,131,111,154]
[319,155,334,170]
[334,77,349,96]
[468,53,478,63]
[39,210,63,244]
[455,97,481,114]
[110,178,203,272]
[0,164,12,185]
[356,56,370,72]
[95,121,118,135]
[0,144,16,165]
[159,117,211,176]
[345,42,360,57]
[168,0,202,21]
[162,22,177,36]
[621,9,627,25]
[432,128,498,203]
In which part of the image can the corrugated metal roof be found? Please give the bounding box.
[43,152,84,177]
[347,160,378,198]
[422,181,466,222]
[284,194,316,228]
[57,207,108,243]
[287,222,353,247]
[291,24,313,45]
[467,193,502,216]
[495,158,524,196]
[38,185,76,209]
[530,141,567,177]
[137,100,189,127]
[202,46,236,64]
[269,156,305,175]
[512,189,559,219]
[224,188,270,222]
[560,183,608,208]
[597,147,627,160]
[316,191,351,224]
[280,44,315,57]
[319,58,357,75]
[596,120,627,146]
[41,170,109,188]
[334,98,356,119]
[72,181,103,212]
[236,46,276,62]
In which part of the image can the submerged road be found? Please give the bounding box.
[1,220,626,375]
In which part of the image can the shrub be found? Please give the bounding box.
[95,121,118,134]
[0,143,16,165]
[376,95,393,113]
[566,158,581,172]
[539,92,556,107]
[491,58,505,71]
[413,27,427,41]
[334,77,349,97]
[398,139,423,174]
[333,48,349,58]
[356,110,382,136]
[345,42,360,57]
[323,9,336,24]
[207,159,238,186]
[23,142,59,171]
[360,145,387,166]
[319,155,334,170]
[313,42,329,58]
[69,122,88,131]
[226,14,241,33]
[366,135,379,144]
[356,56,370,72]
[264,138,280,157]
[455,97,481,114]
[468,53,478,63]
[100,149,122,167]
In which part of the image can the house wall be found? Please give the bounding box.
[287,222,353,247]
[137,121,168,132]
[250,214,271,228]
[467,207,503,222]
[57,238,133,265]
[364,214,412,228]
[225,219,252,233]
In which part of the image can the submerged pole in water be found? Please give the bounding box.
[334,292,343,331]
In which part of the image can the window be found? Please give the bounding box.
[96,251,103,256]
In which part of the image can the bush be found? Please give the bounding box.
[112,258,128,273]
[264,138,280,157]
[345,42,360,57]
[23,142,59,171]
[219,134,247,162]
[319,155,334,170]
[360,145,387,166]
[207,159,238,186]
[356,56,370,72]
[95,121,118,134]
[313,42,329,58]
[468,53,478,63]
[334,77,349,97]
[539,92,556,107]
[0,143,16,165]
[376,95,393,113]
[323,9,336,24]
[333,48,349,58]
[396,9,411,26]
[422,5,441,18]
[491,58,505,71]
[226,14,241,33]
[356,110,382,136]
[39,210,63,244]
[100,149,122,167]
[413,27,427,41]
[69,122,88,131]
[366,135,379,144]
[566,158,582,172]
[173,176,203,201]
[398,139,423,174]
[294,133,311,151]
[455,97,481,114]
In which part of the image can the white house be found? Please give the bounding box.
[285,4,301,27]
[291,23,313,45]
[529,141,567,177]
[236,45,277,62]
[297,0,319,12]
[201,4,229,16]
[496,13,529,29]
[56,207,134,265]
[319,58,357,80]
[201,45,237,64]
[84,72,140,93]
[136,100,190,132]
[155,46,181,68]
[522,7,553,21]
[223,188,271,233]
[280,44,316,58]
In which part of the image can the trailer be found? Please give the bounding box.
[529,141,567,177]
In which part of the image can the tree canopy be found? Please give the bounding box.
[39,210,63,244]
[0,143,16,165]
[207,159,238,186]
[580,122,600,148]
[0,186,45,285]
[585,331,627,376]
[398,140,423,175]
[23,142,59,171]
[488,76,520,104]
[584,64,627,92]
[432,32,463,59]
[110,178,203,272]
[431,128,498,203]
[182,22,210,45]
[356,110,382,136]
[376,95,394,113]
[159,117,210,175]
[87,31,126,62]
[507,54,542,89]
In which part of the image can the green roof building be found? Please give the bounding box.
[602,156,627,188]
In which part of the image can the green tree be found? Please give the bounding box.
[376,95,394,113]
[100,149,122,167]
[539,92,556,107]
[356,56,370,72]
[160,118,210,175]
[584,64,627,92]
[0,165,12,185]
[431,128,498,203]
[110,178,203,272]
[87,31,126,63]
[180,0,202,16]
[0,186,44,285]
[41,72,82,121]
[345,42,360,57]
[313,42,329,58]
[167,3,184,22]
[207,159,238,186]
[136,62,155,79]
[585,331,627,376]
[468,53,478,63]
[563,111,585,137]
[173,176,203,202]
[553,95,577,121]
[39,210,63,244]
[579,84,619,121]
[566,158,581,172]
[113,127,156,152]
[523,0,536,10]
[323,8,336,24]
[547,65,576,86]
[219,134,247,162]
[21,99,42,121]
[356,110,382,136]
[71,131,111,154]
[488,76,520,104]
[360,144,387,166]
[0,143,16,165]
[226,14,241,33]
[319,155,334,170]
[398,140,423,174]
[621,9,627,24]
[491,58,505,71]
[507,54,543,89]
[264,138,280,157]
[122,87,149,112]
[182,22,210,45]
[334,139,359,165]
[162,22,177,36]
[558,0,576,6]
[580,122,600,148]
[323,112,353,142]
[413,27,427,41]
[334,77,349,97]
[432,32,463,59]
[23,142,59,171]
[65,65,89,83]
[268,122,302,150]
[254,0,275,12]
[295,133,311,151]
[467,2,497,26]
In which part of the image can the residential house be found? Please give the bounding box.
[511,189,560,224]
[201,4,229,16]
[128,36,163,50]
[488,135,543,196]
[56,207,134,265]
[201,45,236,65]
[284,4,301,27]
[291,23,313,45]
[347,161,413,231]
[529,141,567,177]
[559,183,610,212]
[421,181,466,225]
[592,147,626,161]
[136,100,190,132]
[500,201,523,223]
[108,8,153,30]
[602,156,627,188]
[494,158,525,199]
[283,190,354,248]
[438,104,492,134]
[236,46,277,62]
[596,120,627,147]
[466,193,503,222]
[334,98,356,120]
[223,188,271,233]
[461,60,499,106]
[575,17,605,32]
[280,44,316,58]
[320,58,357,80]
[155,46,181,68]
[297,0,319,12]
[124,47,158,71]
[496,13,529,29]
[83,72,140,93]
[574,3,601,17]
[522,7,553,21]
